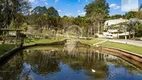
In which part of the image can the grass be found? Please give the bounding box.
[80,38,142,55]
[28,45,64,50]
[24,38,64,46]
[0,44,15,56]
[24,35,66,46]
[80,39,102,45]
[0,38,63,56]
[100,41,142,55]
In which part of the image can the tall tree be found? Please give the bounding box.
[136,4,142,19]
[47,7,59,16]
[134,24,142,37]
[127,19,141,39]
[85,0,109,18]
[125,11,137,19]
[139,4,142,10]
[1,0,31,28]
[34,14,48,32]
[0,0,4,12]
[31,6,59,17]
[136,11,142,19]
[85,0,109,37]
[15,13,25,28]
[61,16,74,29]
[108,14,125,19]
[0,0,4,28]
[31,6,48,15]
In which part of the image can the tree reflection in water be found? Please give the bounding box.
[0,47,142,80]
[0,52,24,80]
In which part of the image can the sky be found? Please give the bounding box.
[29,0,142,17]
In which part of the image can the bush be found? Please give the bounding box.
[135,24,142,37]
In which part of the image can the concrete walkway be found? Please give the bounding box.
[99,39,142,47]
[93,40,107,46]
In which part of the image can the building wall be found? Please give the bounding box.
[104,18,128,29]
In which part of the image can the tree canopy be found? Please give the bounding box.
[84,0,109,36]
[0,0,31,28]
[47,7,59,16]
[108,14,125,20]
[31,6,48,15]
[85,0,109,19]
[31,6,59,17]
[125,11,137,19]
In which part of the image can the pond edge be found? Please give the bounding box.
[0,40,142,66]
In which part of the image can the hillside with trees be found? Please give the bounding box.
[0,0,142,39]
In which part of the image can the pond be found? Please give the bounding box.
[0,46,142,80]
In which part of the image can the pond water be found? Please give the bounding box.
[0,47,142,80]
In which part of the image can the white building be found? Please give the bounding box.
[104,18,128,29]
[103,18,129,38]
[103,18,142,39]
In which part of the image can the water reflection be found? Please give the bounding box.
[0,47,142,80]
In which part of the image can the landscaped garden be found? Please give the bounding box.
[0,0,142,80]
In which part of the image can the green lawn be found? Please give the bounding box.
[80,39,102,45]
[24,39,64,46]
[80,39,142,55]
[28,45,64,50]
[100,41,142,55]
[0,44,15,56]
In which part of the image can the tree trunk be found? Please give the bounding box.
[90,26,92,38]
[43,28,46,39]
[98,22,100,34]
[132,33,135,39]
[129,31,131,39]
[93,23,96,38]
[5,0,9,28]
[100,22,102,34]
[125,31,127,40]
[87,28,89,39]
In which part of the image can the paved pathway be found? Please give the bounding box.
[93,40,107,46]
[99,38,142,47]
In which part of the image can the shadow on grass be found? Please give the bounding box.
[0,44,15,56]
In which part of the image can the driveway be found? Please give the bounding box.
[99,38,142,47]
